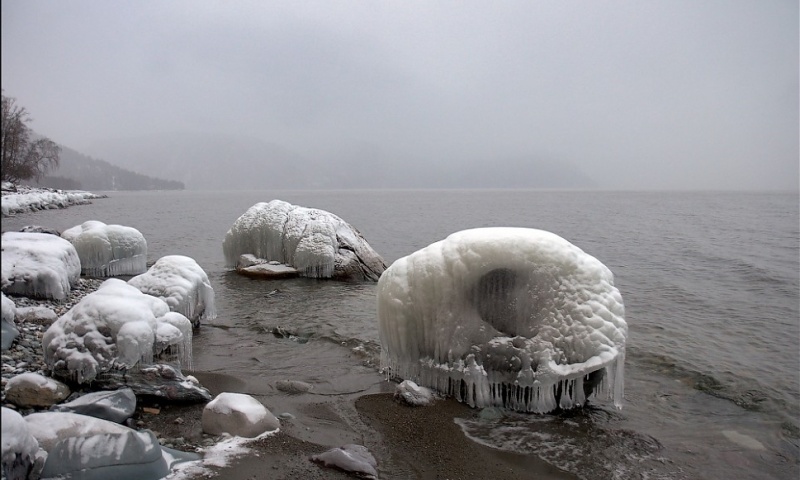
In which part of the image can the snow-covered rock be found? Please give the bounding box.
[1,407,39,480]
[42,279,194,384]
[1,293,18,351]
[128,255,216,327]
[1,185,102,216]
[40,429,169,480]
[50,388,137,424]
[4,372,71,408]
[1,231,81,300]
[14,306,58,326]
[61,220,147,277]
[202,392,280,438]
[24,411,172,480]
[235,255,300,279]
[394,380,435,406]
[222,200,386,281]
[378,227,628,414]
[311,444,378,479]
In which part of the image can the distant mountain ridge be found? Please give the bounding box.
[27,142,184,191]
[85,132,596,190]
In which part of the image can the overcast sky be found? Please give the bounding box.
[2,0,797,190]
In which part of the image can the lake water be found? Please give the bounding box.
[3,189,798,479]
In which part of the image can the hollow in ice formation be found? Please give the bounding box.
[377,227,627,413]
[61,221,147,277]
[222,200,386,281]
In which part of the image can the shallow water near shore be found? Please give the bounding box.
[3,189,798,479]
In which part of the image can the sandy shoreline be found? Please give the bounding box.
[131,369,577,480]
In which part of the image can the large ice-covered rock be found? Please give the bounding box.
[128,255,216,327]
[1,232,81,300]
[311,444,378,479]
[61,221,147,277]
[25,411,173,480]
[42,279,194,384]
[378,227,627,414]
[202,392,280,438]
[222,200,386,281]
[1,407,39,480]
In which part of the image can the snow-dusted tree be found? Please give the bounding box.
[1,92,60,183]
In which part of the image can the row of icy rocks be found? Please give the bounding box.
[0,195,386,480]
[0,182,106,217]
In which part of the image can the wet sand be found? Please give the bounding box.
[138,371,576,480]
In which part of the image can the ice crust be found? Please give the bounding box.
[1,231,81,300]
[61,221,147,277]
[222,199,384,279]
[128,255,216,326]
[377,227,627,413]
[1,407,39,474]
[42,279,194,384]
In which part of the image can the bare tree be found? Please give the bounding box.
[1,93,60,183]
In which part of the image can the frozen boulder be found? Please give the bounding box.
[1,293,18,351]
[202,392,280,437]
[5,373,71,408]
[24,412,172,480]
[19,225,61,236]
[128,255,217,327]
[1,231,81,300]
[40,430,169,480]
[61,220,147,277]
[1,407,39,480]
[222,200,386,281]
[50,388,137,424]
[394,380,435,406]
[311,444,378,479]
[43,279,194,384]
[378,227,627,414]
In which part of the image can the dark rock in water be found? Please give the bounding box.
[93,364,212,403]
[40,430,170,480]
[19,225,61,236]
[50,388,137,423]
[311,444,378,479]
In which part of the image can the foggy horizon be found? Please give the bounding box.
[2,1,798,191]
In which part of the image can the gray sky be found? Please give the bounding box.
[2,0,797,190]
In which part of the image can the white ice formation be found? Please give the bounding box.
[1,183,102,216]
[128,255,216,327]
[1,232,81,300]
[222,200,386,280]
[202,392,280,438]
[1,407,39,480]
[61,221,147,277]
[378,227,627,414]
[42,279,194,384]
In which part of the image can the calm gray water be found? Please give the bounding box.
[4,189,799,479]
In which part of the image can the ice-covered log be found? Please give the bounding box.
[377,227,627,414]
[1,232,81,300]
[222,200,386,281]
[42,279,194,384]
[61,221,147,277]
[128,255,216,327]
